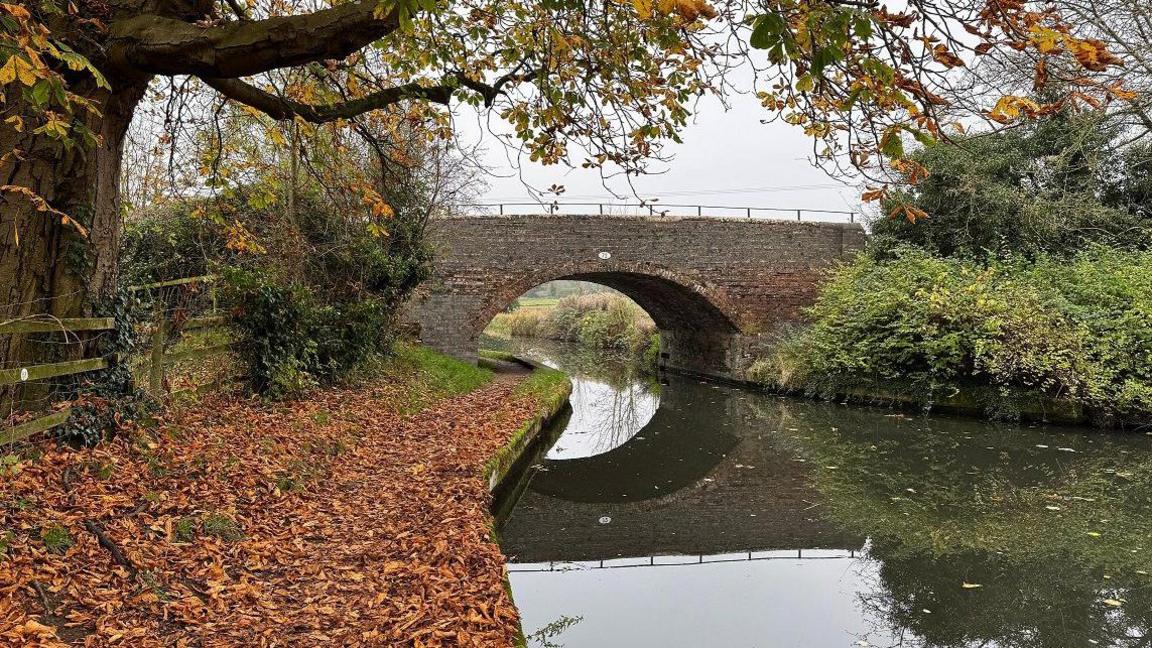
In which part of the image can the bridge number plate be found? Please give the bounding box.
[19,368,29,382]
[598,251,612,260]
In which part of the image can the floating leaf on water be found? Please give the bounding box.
[1103,598,1124,607]
[1045,505,1062,511]
[961,582,983,589]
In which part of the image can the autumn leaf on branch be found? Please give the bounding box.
[742,0,1131,216]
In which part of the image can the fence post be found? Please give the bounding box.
[746,207,752,218]
[149,312,166,395]
[499,203,504,216]
[697,205,702,217]
[850,212,855,223]
[796,209,802,221]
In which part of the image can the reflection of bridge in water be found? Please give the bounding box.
[509,548,860,572]
[497,375,866,564]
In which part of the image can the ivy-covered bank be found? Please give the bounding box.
[751,246,1152,427]
[750,112,1152,429]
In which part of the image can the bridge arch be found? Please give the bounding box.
[473,260,742,344]
[410,214,866,379]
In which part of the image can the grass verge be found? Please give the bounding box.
[484,364,571,491]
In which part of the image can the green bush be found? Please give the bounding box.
[489,292,660,360]
[122,192,433,397]
[222,268,417,397]
[221,267,321,396]
[871,113,1152,259]
[757,246,1152,426]
[120,204,230,287]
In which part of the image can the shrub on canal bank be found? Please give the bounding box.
[753,113,1152,427]
[751,245,1152,427]
[123,193,433,398]
[489,293,660,360]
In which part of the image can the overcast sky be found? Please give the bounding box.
[452,88,867,222]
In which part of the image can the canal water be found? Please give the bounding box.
[490,340,1152,648]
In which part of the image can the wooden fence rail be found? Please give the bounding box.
[0,357,110,387]
[1,276,237,447]
[0,318,115,335]
[0,410,73,446]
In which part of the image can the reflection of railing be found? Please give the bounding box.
[509,548,860,573]
[455,202,858,223]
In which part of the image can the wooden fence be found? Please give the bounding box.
[0,275,238,446]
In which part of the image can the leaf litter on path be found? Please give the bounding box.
[1,371,547,647]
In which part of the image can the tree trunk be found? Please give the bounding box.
[0,76,149,410]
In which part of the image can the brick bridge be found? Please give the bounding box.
[411,214,866,379]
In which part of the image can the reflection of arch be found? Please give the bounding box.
[472,261,744,339]
[547,377,660,460]
[529,381,740,503]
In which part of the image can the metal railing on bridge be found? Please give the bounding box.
[456,201,858,223]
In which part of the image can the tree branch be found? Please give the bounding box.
[84,519,139,579]
[201,76,455,122]
[107,0,399,78]
[457,68,539,106]
[222,0,251,21]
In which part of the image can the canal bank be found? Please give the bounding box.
[480,353,573,495]
[489,339,1152,648]
[0,345,569,647]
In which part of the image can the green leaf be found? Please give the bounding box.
[811,47,842,77]
[904,126,936,147]
[879,127,905,159]
[28,79,51,106]
[750,13,786,51]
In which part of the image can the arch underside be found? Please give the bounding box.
[413,265,756,377]
[559,271,739,336]
[480,269,743,374]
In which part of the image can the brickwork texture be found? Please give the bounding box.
[411,214,866,379]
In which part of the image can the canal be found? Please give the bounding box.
[490,340,1152,648]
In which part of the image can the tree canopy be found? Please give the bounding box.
[1,0,1134,204]
[873,110,1152,258]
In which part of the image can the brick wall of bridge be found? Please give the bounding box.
[411,214,867,379]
